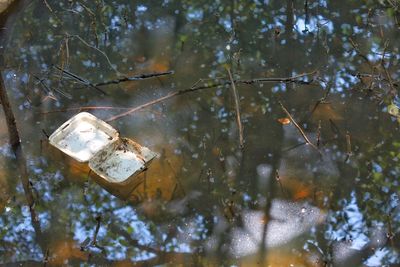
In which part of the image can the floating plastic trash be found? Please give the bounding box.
[89,138,157,184]
[49,112,157,186]
[49,112,119,162]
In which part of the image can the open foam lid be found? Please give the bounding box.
[48,112,119,162]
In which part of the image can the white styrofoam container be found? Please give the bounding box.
[89,138,157,184]
[49,112,119,162]
[49,112,157,186]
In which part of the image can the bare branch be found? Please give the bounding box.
[53,65,107,95]
[107,71,318,122]
[93,70,174,87]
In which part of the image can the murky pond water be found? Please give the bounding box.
[1,1,399,266]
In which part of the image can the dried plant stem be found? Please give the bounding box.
[278,101,319,151]
[43,0,53,12]
[53,65,107,95]
[345,131,352,162]
[70,34,120,75]
[93,70,174,87]
[54,66,173,94]
[227,68,244,149]
[275,170,286,197]
[92,216,101,246]
[316,120,322,147]
[349,37,372,68]
[106,89,184,122]
[40,106,131,115]
[380,40,396,95]
[107,71,317,122]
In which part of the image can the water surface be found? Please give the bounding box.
[0,0,399,266]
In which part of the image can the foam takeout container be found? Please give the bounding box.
[89,137,157,184]
[49,112,119,162]
[49,112,157,186]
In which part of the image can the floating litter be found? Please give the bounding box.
[49,112,119,162]
[49,112,157,185]
[89,138,157,184]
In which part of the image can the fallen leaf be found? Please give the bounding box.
[277,117,291,125]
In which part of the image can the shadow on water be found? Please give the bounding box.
[0,0,400,266]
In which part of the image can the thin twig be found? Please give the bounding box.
[106,81,228,122]
[349,37,372,68]
[278,101,319,151]
[387,213,395,247]
[108,222,159,254]
[275,170,287,197]
[43,0,53,13]
[43,249,50,267]
[56,36,71,93]
[304,0,309,32]
[92,216,101,247]
[238,70,317,85]
[93,70,174,87]
[78,2,99,47]
[34,75,72,99]
[306,83,332,124]
[380,40,396,96]
[380,39,388,66]
[329,119,341,137]
[227,68,244,149]
[282,141,308,152]
[190,76,225,89]
[70,34,122,75]
[106,72,318,122]
[53,65,107,95]
[345,131,352,162]
[65,37,70,67]
[317,120,322,148]
[40,106,131,115]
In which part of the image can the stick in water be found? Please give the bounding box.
[106,72,317,122]
[227,68,244,149]
[278,101,319,152]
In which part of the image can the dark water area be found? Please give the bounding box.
[0,0,399,266]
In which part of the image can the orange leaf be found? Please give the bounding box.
[277,118,291,125]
